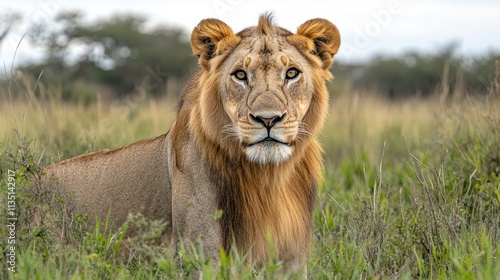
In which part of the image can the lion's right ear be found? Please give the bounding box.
[191,19,240,69]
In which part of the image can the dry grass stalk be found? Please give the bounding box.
[439,60,450,104]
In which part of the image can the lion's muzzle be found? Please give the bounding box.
[240,111,295,164]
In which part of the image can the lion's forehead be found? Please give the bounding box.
[229,35,305,73]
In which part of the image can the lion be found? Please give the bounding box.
[44,14,340,276]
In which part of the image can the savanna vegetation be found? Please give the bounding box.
[1,11,500,279]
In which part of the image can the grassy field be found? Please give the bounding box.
[1,71,500,279]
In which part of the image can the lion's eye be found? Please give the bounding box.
[285,68,300,79]
[233,70,247,81]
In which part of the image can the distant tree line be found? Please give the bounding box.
[2,11,499,102]
[335,43,500,99]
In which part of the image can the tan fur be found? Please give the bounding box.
[44,14,340,275]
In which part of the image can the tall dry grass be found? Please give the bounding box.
[1,72,177,163]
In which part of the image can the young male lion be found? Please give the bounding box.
[45,13,340,276]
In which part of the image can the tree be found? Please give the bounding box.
[21,11,197,101]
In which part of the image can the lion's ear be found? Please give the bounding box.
[191,18,239,69]
[290,18,341,69]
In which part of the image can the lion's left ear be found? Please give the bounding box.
[191,18,240,69]
[289,18,341,69]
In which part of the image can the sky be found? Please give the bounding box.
[1,0,500,68]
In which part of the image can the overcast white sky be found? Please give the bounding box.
[1,0,500,67]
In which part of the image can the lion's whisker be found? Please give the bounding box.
[293,122,313,144]
[218,123,240,145]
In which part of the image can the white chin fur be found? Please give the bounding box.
[245,143,292,164]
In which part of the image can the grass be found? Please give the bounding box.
[1,68,500,279]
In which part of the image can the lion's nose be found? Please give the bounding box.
[249,113,286,129]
